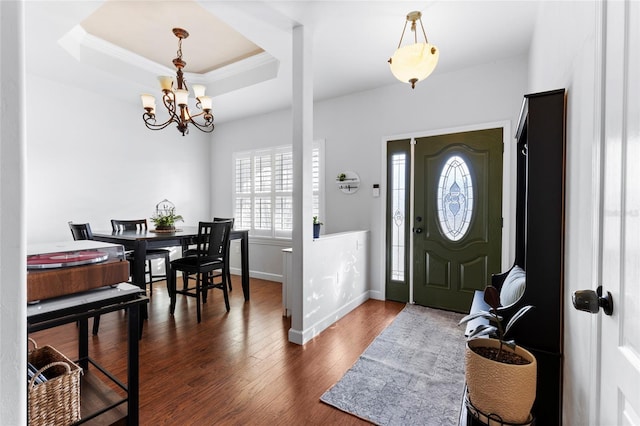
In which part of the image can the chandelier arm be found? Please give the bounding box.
[188,119,215,133]
[161,92,177,114]
[186,109,208,120]
[187,111,215,132]
[143,113,178,131]
[161,92,184,125]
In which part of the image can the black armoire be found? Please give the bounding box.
[511,88,566,425]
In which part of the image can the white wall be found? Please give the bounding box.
[213,56,528,298]
[288,230,370,344]
[527,2,600,424]
[0,1,26,423]
[26,74,212,245]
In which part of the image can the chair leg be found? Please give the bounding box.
[225,241,232,291]
[222,273,230,312]
[182,272,190,290]
[164,253,171,297]
[147,259,153,295]
[92,315,101,335]
[169,268,177,315]
[195,273,202,323]
[202,271,209,303]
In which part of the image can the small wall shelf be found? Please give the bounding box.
[336,171,360,194]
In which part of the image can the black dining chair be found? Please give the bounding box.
[110,219,171,296]
[169,220,232,323]
[181,217,235,291]
[69,222,94,240]
[67,221,101,335]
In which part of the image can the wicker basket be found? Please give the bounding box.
[28,338,82,426]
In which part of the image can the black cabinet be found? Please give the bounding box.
[512,88,566,426]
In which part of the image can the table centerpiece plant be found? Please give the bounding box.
[151,205,183,231]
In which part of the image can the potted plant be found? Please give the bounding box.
[458,286,536,425]
[151,208,183,231]
[313,216,323,239]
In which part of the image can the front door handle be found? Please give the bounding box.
[572,285,613,316]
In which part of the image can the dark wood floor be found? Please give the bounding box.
[30,276,405,425]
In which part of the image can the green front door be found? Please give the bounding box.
[413,128,503,312]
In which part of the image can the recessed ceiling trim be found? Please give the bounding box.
[58,24,280,98]
[199,53,280,97]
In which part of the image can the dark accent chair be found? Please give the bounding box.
[110,219,171,296]
[170,220,232,323]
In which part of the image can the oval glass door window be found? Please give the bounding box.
[436,155,474,241]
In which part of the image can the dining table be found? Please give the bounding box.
[92,226,250,302]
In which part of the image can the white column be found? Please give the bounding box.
[288,24,313,344]
[0,0,27,423]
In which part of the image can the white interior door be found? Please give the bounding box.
[598,1,640,424]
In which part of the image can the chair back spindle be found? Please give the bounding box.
[111,219,148,233]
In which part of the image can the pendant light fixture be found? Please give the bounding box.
[141,28,214,136]
[388,11,439,89]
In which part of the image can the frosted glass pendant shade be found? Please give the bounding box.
[158,76,174,91]
[199,96,212,111]
[192,84,206,99]
[141,94,155,109]
[389,42,439,88]
[174,89,189,106]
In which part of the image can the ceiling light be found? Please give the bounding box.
[141,28,214,136]
[388,11,439,89]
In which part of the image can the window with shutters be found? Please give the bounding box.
[233,141,324,239]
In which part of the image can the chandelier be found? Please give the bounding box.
[388,11,439,89]
[140,28,214,136]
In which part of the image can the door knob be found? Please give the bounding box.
[415,228,423,234]
[572,285,613,316]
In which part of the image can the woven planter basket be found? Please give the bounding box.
[28,338,82,426]
[465,338,536,424]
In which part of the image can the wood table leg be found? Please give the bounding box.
[240,232,250,301]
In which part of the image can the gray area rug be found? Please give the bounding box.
[320,304,465,425]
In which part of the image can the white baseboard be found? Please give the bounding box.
[288,291,370,345]
[368,289,384,301]
[229,267,282,283]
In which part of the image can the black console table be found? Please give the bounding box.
[27,284,148,425]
